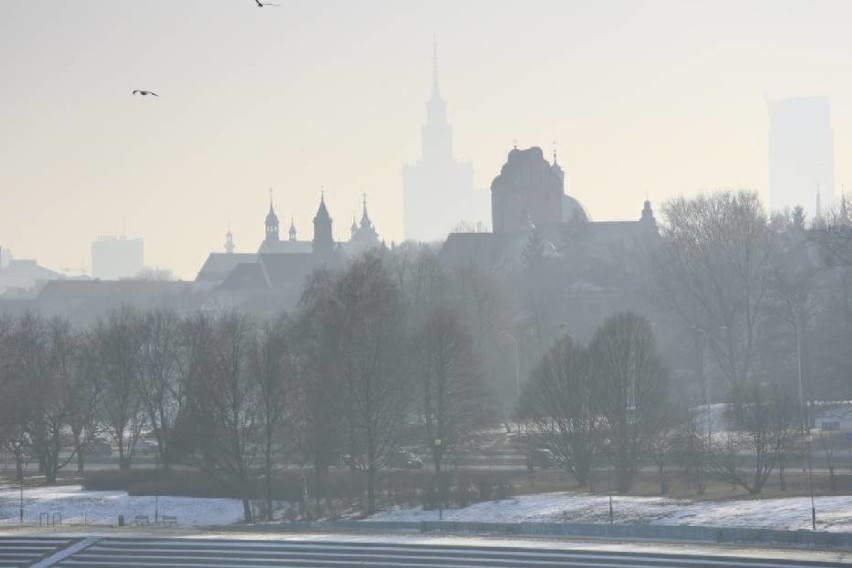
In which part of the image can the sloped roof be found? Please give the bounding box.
[38,279,191,301]
[257,240,313,255]
[259,253,321,289]
[195,253,257,283]
[218,263,268,291]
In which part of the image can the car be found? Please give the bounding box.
[84,438,112,457]
[132,439,159,455]
[528,448,556,469]
[387,451,424,470]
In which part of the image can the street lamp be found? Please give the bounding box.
[501,332,520,398]
[604,439,614,524]
[434,438,443,521]
[806,434,816,530]
[17,439,24,525]
[154,450,160,525]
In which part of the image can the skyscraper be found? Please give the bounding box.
[91,236,144,279]
[767,96,834,216]
[402,40,474,242]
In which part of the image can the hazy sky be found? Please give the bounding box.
[3,0,852,278]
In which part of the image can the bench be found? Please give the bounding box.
[134,515,150,527]
[160,515,178,527]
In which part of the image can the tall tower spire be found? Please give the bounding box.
[432,33,439,96]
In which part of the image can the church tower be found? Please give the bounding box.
[288,216,297,242]
[265,196,280,243]
[312,193,334,256]
[402,38,475,242]
[224,228,235,254]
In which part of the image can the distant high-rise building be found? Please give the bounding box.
[767,96,834,216]
[402,40,474,242]
[91,236,144,280]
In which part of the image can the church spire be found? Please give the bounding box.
[288,215,297,241]
[224,225,235,254]
[360,193,372,228]
[265,189,279,243]
[313,191,334,256]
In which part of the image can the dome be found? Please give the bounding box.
[562,195,589,224]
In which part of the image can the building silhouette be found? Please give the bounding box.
[91,236,144,280]
[402,40,474,242]
[195,193,382,311]
[767,96,834,216]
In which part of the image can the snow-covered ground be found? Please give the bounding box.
[369,492,852,532]
[3,484,852,533]
[0,485,244,527]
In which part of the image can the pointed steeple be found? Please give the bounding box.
[349,193,380,250]
[350,214,358,238]
[265,190,279,243]
[360,193,373,229]
[422,36,451,163]
[288,215,297,241]
[224,227,235,254]
[313,191,334,256]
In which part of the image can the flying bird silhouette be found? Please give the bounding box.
[132,90,159,97]
[255,0,280,6]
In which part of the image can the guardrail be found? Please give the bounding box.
[237,519,852,549]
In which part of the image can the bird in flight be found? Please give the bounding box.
[255,0,280,6]
[132,90,159,97]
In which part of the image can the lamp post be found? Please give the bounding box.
[154,450,159,525]
[17,439,24,525]
[806,434,816,530]
[501,332,520,399]
[434,438,442,521]
[604,439,613,524]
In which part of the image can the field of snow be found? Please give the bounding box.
[369,492,852,532]
[3,484,852,533]
[0,485,244,527]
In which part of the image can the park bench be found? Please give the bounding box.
[134,515,150,526]
[160,515,178,527]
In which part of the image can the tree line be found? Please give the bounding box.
[2,190,851,520]
[0,250,497,521]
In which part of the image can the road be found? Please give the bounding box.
[0,535,847,567]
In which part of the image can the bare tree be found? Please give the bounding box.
[293,268,348,502]
[414,307,492,482]
[519,335,597,486]
[93,307,146,470]
[182,313,261,522]
[249,316,293,521]
[654,191,774,401]
[672,410,711,495]
[9,314,80,483]
[137,309,185,469]
[0,315,28,482]
[590,312,669,492]
[710,382,797,495]
[65,330,103,473]
[335,251,408,515]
